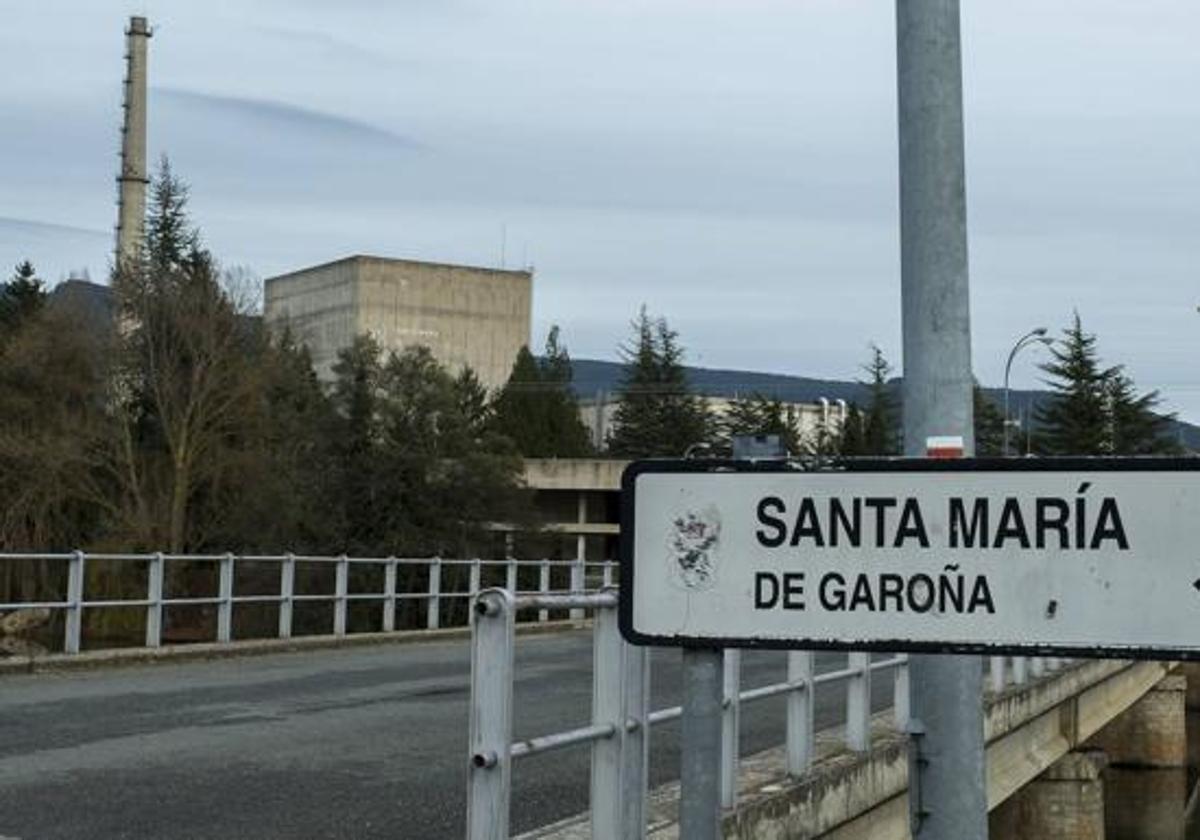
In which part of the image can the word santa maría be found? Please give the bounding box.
[749,488,1129,616]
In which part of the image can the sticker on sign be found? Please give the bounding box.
[618,458,1200,659]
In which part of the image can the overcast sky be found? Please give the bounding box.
[2,1,1198,419]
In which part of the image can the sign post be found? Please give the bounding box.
[896,0,983,835]
[679,647,722,840]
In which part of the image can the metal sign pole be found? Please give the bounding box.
[680,646,723,840]
[896,1,988,838]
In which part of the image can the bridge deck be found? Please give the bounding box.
[0,633,889,839]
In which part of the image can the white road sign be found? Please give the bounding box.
[619,459,1200,657]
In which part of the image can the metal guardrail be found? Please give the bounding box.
[466,588,1066,840]
[0,553,617,654]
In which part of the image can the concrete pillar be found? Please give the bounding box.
[1180,662,1200,710]
[1103,767,1187,840]
[1086,673,1186,767]
[990,751,1107,840]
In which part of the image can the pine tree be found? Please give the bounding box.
[489,328,593,458]
[542,325,572,385]
[1105,371,1177,455]
[607,307,711,457]
[861,344,899,455]
[454,366,491,442]
[0,261,46,340]
[489,346,548,453]
[145,157,205,277]
[973,385,1006,456]
[720,394,802,455]
[838,403,867,456]
[1035,314,1114,456]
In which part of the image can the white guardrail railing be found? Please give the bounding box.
[0,553,617,654]
[466,588,1065,840]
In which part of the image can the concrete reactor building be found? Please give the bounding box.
[265,255,533,390]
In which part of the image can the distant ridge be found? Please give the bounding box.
[568,358,1200,451]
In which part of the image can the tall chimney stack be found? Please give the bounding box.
[115,16,151,271]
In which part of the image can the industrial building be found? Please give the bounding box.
[577,393,848,452]
[264,255,532,390]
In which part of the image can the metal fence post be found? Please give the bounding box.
[1030,656,1045,678]
[989,656,1006,692]
[334,555,348,636]
[622,642,650,839]
[846,652,872,752]
[217,553,234,643]
[506,556,518,594]
[279,553,295,640]
[893,655,910,730]
[64,550,85,654]
[467,589,515,840]
[427,557,441,630]
[602,561,614,588]
[383,557,397,633]
[469,559,482,627]
[591,602,624,838]
[786,651,814,775]
[720,648,742,809]
[538,559,550,623]
[145,552,164,648]
[1013,656,1029,685]
[571,532,586,620]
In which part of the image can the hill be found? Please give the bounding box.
[569,358,1200,452]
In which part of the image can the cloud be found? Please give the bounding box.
[154,88,425,152]
[0,216,107,240]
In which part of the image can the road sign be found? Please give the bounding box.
[619,457,1200,659]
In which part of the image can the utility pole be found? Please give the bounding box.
[896,1,988,838]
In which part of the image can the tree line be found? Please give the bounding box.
[599,313,1177,459]
[0,163,1181,594]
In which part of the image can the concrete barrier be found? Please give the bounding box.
[520,659,1175,839]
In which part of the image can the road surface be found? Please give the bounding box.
[0,632,892,839]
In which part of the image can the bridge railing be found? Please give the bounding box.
[0,553,617,655]
[466,587,1066,840]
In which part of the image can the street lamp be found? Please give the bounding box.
[1003,327,1053,457]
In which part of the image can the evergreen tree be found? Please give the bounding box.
[0,261,46,341]
[1105,371,1177,455]
[860,344,899,455]
[542,325,573,385]
[720,393,802,455]
[489,327,593,457]
[538,328,593,456]
[838,403,867,456]
[1035,314,1115,456]
[327,336,388,551]
[108,158,258,552]
[607,308,710,457]
[973,385,1006,456]
[325,340,527,557]
[144,157,205,277]
[454,366,492,442]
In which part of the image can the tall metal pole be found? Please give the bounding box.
[1003,329,1050,457]
[896,2,987,838]
[679,647,723,840]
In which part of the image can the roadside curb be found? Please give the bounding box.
[0,619,592,676]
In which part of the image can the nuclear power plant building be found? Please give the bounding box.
[265,255,533,390]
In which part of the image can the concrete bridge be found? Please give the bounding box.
[0,618,1189,839]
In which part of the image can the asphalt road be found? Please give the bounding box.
[0,633,892,839]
